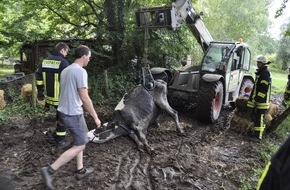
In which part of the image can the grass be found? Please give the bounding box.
[270,67,288,94]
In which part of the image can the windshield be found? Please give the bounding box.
[201,43,234,72]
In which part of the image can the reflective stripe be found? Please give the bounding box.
[42,72,47,95]
[46,96,59,106]
[42,60,61,69]
[36,80,44,85]
[254,115,265,139]
[54,73,60,100]
[256,161,271,190]
[247,101,255,108]
[256,103,269,109]
[56,131,66,136]
[257,92,265,98]
[260,80,269,85]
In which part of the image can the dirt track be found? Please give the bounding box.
[0,100,263,190]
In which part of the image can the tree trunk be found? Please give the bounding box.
[103,69,109,98]
[32,74,36,109]
[267,106,290,133]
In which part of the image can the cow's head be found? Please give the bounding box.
[88,121,130,143]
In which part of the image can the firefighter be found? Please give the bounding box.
[36,42,70,149]
[282,66,290,107]
[257,135,290,189]
[247,54,271,140]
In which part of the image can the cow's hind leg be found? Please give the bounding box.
[135,125,153,154]
[139,131,153,154]
[129,131,144,151]
[130,124,153,154]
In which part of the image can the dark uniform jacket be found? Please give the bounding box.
[284,74,290,102]
[257,135,290,189]
[247,66,271,110]
[35,51,69,106]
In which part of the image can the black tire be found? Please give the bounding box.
[197,80,224,123]
[230,78,254,108]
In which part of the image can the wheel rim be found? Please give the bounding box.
[243,87,251,94]
[214,92,221,111]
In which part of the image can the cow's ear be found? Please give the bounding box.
[107,121,115,130]
[108,121,120,129]
[114,121,120,129]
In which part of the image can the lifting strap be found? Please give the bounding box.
[141,24,155,91]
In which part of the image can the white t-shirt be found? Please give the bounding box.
[57,63,88,115]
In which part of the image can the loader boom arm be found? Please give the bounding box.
[135,0,213,52]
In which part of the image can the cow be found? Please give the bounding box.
[88,79,183,153]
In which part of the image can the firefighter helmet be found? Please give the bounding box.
[256,54,270,64]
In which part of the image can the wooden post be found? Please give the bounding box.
[104,69,109,98]
[32,74,36,109]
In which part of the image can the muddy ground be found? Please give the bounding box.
[0,75,278,190]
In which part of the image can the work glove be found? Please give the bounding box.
[284,93,289,101]
[254,96,262,104]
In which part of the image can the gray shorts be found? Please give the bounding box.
[58,112,89,146]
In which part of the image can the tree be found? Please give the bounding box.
[276,21,290,69]
[195,0,273,57]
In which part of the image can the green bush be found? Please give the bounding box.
[88,63,138,107]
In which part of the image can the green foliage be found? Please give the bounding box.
[0,99,48,125]
[276,23,290,70]
[0,110,7,125]
[275,116,290,139]
[195,0,276,57]
[88,63,137,107]
[269,66,288,94]
[5,88,21,102]
[239,167,264,190]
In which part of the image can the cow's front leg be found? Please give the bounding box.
[152,112,161,128]
[160,104,183,134]
[154,94,183,133]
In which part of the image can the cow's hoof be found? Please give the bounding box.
[145,147,155,155]
[149,148,156,156]
[178,129,185,134]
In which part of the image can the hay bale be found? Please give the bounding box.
[230,97,281,134]
[0,90,6,109]
[235,97,249,112]
[21,83,36,103]
[230,108,254,134]
[268,101,284,118]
